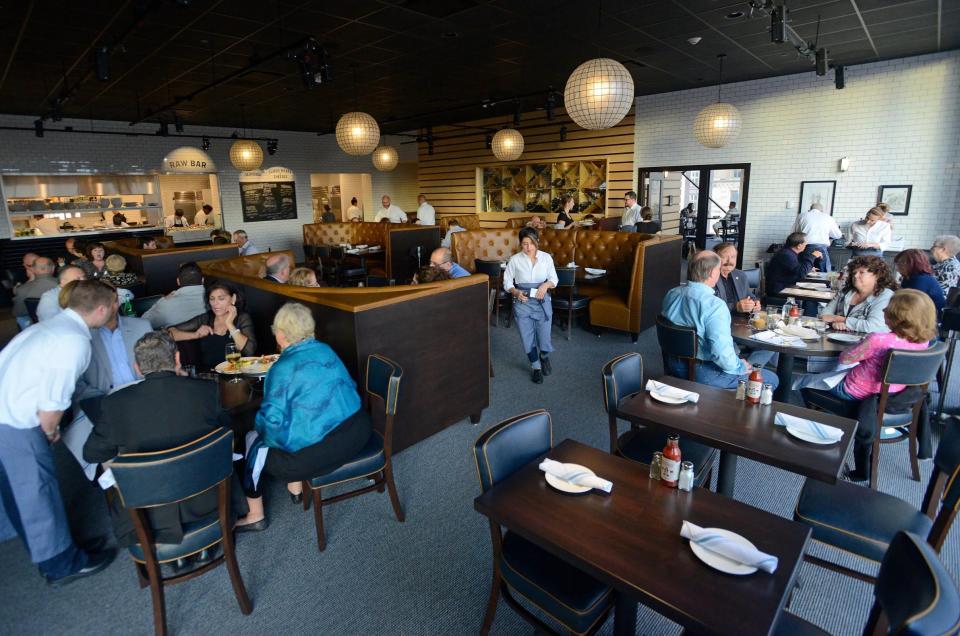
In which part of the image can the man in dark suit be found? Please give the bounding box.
[83,331,248,549]
[263,253,291,284]
[766,231,821,296]
[713,243,758,314]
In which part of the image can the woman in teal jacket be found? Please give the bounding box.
[237,302,371,531]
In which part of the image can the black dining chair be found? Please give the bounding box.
[24,297,40,324]
[110,428,252,636]
[130,294,163,317]
[473,410,615,635]
[551,267,590,341]
[802,342,947,489]
[792,417,960,584]
[474,259,512,327]
[301,354,404,551]
[655,315,699,381]
[601,353,717,488]
[774,531,960,635]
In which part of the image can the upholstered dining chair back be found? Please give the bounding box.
[474,410,552,493]
[656,315,698,381]
[474,259,503,280]
[919,418,960,552]
[869,531,960,635]
[881,342,947,387]
[112,428,234,508]
[601,352,642,417]
[555,267,576,288]
[366,353,402,418]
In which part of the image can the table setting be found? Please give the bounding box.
[539,458,613,494]
[681,521,778,575]
[645,379,700,404]
[774,411,845,445]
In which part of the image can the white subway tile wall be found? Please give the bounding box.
[0,117,416,258]
[633,50,960,266]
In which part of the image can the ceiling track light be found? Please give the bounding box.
[770,4,787,44]
[201,136,210,150]
[834,65,845,89]
[267,139,278,155]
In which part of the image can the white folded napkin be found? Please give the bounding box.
[777,324,818,339]
[566,261,577,268]
[646,379,700,403]
[584,267,606,275]
[751,330,807,348]
[356,244,368,249]
[346,248,360,254]
[681,521,778,573]
[774,412,844,442]
[539,459,613,493]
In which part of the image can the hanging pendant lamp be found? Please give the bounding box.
[564,57,634,130]
[336,112,380,155]
[372,143,399,171]
[491,128,524,161]
[694,54,742,148]
[229,139,264,172]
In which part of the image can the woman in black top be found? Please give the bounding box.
[556,194,576,229]
[169,281,257,370]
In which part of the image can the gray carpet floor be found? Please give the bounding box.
[0,318,957,636]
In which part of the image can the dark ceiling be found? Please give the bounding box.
[0,0,956,135]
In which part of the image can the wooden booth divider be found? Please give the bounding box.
[105,237,239,295]
[302,222,441,283]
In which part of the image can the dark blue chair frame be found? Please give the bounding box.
[551,267,591,341]
[656,315,698,381]
[130,294,163,317]
[301,354,405,551]
[110,428,252,636]
[475,258,512,328]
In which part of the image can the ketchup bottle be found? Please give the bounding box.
[660,434,682,487]
[789,304,800,325]
[746,368,763,404]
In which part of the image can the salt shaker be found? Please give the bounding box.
[678,462,695,492]
[760,383,774,405]
[649,452,662,481]
[735,380,747,401]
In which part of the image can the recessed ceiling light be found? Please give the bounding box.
[441,31,460,38]
[726,11,744,19]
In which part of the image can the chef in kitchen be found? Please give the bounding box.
[164,208,189,228]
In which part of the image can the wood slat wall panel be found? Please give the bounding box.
[418,107,635,220]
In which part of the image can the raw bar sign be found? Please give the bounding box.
[239,167,298,222]
[161,146,217,173]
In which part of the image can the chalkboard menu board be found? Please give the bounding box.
[239,167,298,222]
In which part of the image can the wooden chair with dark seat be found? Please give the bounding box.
[302,354,404,551]
[655,315,699,381]
[110,428,252,636]
[475,259,512,327]
[802,342,947,489]
[24,297,40,324]
[792,417,960,584]
[774,531,960,635]
[601,352,717,489]
[551,267,590,341]
[331,247,367,287]
[474,410,615,635]
[130,294,163,317]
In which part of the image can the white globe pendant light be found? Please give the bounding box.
[491,128,524,161]
[336,112,380,155]
[564,57,634,130]
[372,144,399,171]
[229,139,264,171]
[694,54,742,148]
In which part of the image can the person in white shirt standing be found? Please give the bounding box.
[794,202,842,272]
[0,279,117,586]
[346,197,363,221]
[621,191,643,228]
[193,204,214,226]
[374,195,407,223]
[415,194,436,225]
[503,227,559,384]
[848,207,892,258]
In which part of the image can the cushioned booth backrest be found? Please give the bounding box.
[355,223,388,247]
[366,354,402,416]
[574,230,648,271]
[505,217,534,229]
[112,428,233,508]
[303,222,386,247]
[451,230,519,273]
[474,410,552,492]
[875,531,960,634]
[207,250,293,279]
[882,342,948,386]
[438,215,481,234]
[934,418,960,513]
[538,228,576,268]
[601,352,643,415]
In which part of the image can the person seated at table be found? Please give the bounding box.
[662,251,779,391]
[263,253,291,284]
[233,229,261,256]
[168,281,256,371]
[413,265,452,284]
[621,191,643,227]
[793,202,842,272]
[37,265,85,321]
[101,254,139,289]
[80,242,108,280]
[847,207,891,257]
[930,235,960,297]
[83,331,251,551]
[142,262,206,329]
[289,267,321,287]
[713,243,758,314]
[894,249,945,314]
[12,256,57,329]
[766,232,821,296]
[441,219,466,248]
[138,236,157,250]
[636,207,661,234]
[238,303,372,530]
[556,194,576,228]
[821,256,897,333]
[526,215,547,231]
[504,228,558,384]
[429,247,470,278]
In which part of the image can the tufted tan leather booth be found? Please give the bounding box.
[504,217,534,229]
[302,222,388,248]
[449,229,518,271]
[437,214,481,235]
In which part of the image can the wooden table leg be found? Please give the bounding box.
[613,594,637,636]
[773,352,795,402]
[717,451,737,497]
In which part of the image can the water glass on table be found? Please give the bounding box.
[225,342,242,384]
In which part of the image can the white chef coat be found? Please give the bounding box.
[794,209,842,245]
[346,205,362,221]
[416,202,436,226]
[164,214,188,228]
[848,220,892,251]
[193,210,210,225]
[375,204,407,223]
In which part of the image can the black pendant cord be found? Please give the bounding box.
[717,54,726,102]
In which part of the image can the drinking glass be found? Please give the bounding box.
[225,342,242,383]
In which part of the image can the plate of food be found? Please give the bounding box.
[796,282,827,289]
[215,354,280,376]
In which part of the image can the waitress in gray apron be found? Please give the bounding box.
[503,227,559,384]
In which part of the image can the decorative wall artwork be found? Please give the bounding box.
[877,185,912,216]
[798,180,836,216]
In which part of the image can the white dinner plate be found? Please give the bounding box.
[649,390,688,405]
[544,464,595,494]
[796,282,827,289]
[827,333,861,343]
[785,423,840,445]
[215,355,279,376]
[688,528,759,575]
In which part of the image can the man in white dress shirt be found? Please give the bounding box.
[374,195,407,223]
[794,202,842,272]
[37,265,86,322]
[0,280,117,586]
[233,229,261,256]
[621,191,643,228]
[415,194,436,225]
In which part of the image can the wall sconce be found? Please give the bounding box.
[838,157,850,172]
[666,194,675,206]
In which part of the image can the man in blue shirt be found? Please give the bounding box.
[662,251,779,390]
[429,247,470,278]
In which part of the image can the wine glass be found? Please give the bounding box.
[225,342,241,383]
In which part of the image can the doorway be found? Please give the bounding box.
[310,173,373,222]
[638,163,750,267]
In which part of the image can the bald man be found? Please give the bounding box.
[37,265,86,322]
[13,257,58,328]
[263,253,291,284]
[429,247,470,278]
[374,195,407,223]
[21,252,39,283]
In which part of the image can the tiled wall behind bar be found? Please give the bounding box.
[633,50,960,266]
[0,115,417,257]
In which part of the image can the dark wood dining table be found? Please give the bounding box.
[731,315,863,401]
[474,439,811,636]
[615,375,857,497]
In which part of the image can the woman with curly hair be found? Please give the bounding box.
[820,255,897,333]
[894,249,945,313]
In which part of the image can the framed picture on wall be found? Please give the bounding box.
[798,180,836,216]
[878,185,912,215]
